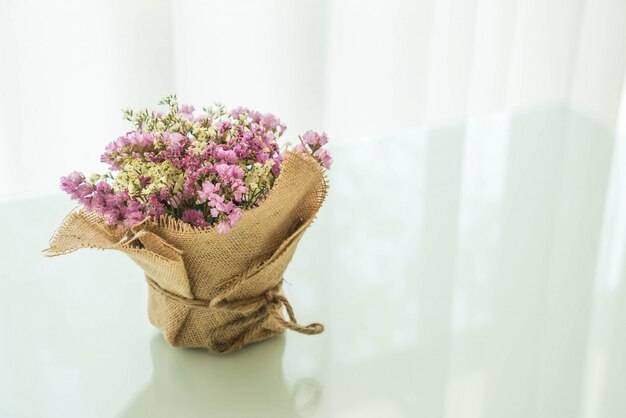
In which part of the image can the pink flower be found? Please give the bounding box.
[271,156,283,176]
[122,200,147,227]
[208,193,225,208]
[147,194,166,218]
[198,181,222,202]
[231,180,248,202]
[60,171,86,194]
[95,181,112,194]
[127,131,154,147]
[313,147,333,169]
[228,207,243,225]
[215,120,232,136]
[178,104,195,118]
[218,201,235,213]
[183,171,200,195]
[181,209,208,228]
[215,163,244,185]
[250,111,262,123]
[233,143,249,158]
[259,113,279,131]
[215,147,238,164]
[74,182,95,199]
[302,130,320,146]
[100,131,155,168]
[256,152,270,164]
[231,107,247,119]
[301,130,328,147]
[216,221,231,234]
[163,132,187,149]
[89,193,107,211]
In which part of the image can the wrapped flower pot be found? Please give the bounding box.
[45,97,332,354]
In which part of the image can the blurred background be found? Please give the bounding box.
[1,0,625,200]
[3,1,626,417]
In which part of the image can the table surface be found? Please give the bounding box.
[2,106,626,418]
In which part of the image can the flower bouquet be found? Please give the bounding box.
[45,96,332,354]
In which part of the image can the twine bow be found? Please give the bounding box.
[146,275,323,353]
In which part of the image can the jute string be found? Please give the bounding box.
[145,275,324,332]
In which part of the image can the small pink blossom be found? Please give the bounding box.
[198,181,222,202]
[163,132,187,149]
[178,104,195,118]
[181,209,208,228]
[313,147,333,169]
[259,113,279,131]
[231,107,246,119]
[228,208,243,225]
[215,163,244,185]
[60,171,86,194]
[122,200,147,227]
[216,221,231,234]
[74,182,95,199]
[215,147,238,164]
[231,180,248,202]
[301,130,329,147]
[302,130,319,146]
[208,192,225,208]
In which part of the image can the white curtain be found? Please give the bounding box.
[0,0,625,199]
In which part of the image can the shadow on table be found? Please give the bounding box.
[119,334,322,418]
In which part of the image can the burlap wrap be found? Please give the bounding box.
[45,151,328,354]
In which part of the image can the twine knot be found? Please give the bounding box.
[146,275,323,353]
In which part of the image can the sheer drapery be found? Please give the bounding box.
[0,0,625,198]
